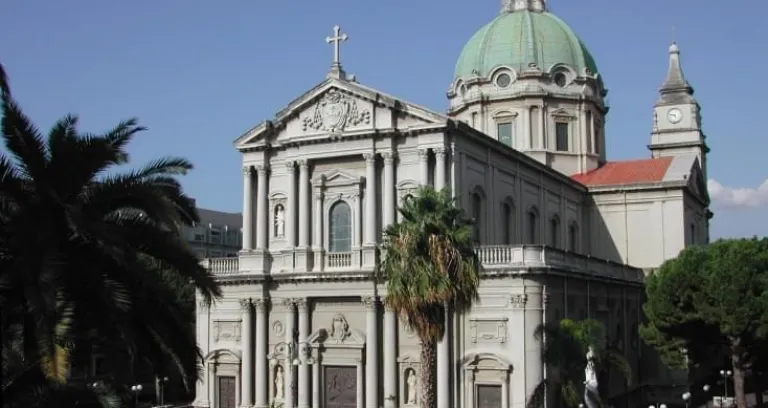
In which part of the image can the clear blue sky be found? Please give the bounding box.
[1,0,766,239]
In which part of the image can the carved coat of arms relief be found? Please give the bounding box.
[301,89,371,133]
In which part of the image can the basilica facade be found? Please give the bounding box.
[193,1,710,408]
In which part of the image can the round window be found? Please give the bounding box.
[496,73,512,88]
[553,73,568,87]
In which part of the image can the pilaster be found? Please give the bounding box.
[418,148,430,186]
[434,148,446,190]
[298,160,311,248]
[255,165,269,250]
[362,154,378,269]
[437,304,451,408]
[254,299,269,408]
[283,298,297,408]
[297,299,310,408]
[382,152,396,229]
[363,296,379,408]
[312,188,325,272]
[242,166,254,251]
[240,299,254,408]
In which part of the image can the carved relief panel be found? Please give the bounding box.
[469,317,508,344]
[301,89,371,133]
[213,319,242,343]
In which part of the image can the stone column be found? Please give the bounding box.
[383,300,397,408]
[382,152,395,229]
[312,189,323,249]
[240,299,254,408]
[298,161,310,248]
[418,148,430,186]
[363,297,379,408]
[437,306,451,408]
[540,104,547,149]
[434,147,446,190]
[208,363,217,408]
[242,166,254,250]
[297,299,310,408]
[283,299,296,408]
[354,193,363,248]
[254,299,268,408]
[356,361,364,408]
[363,154,377,245]
[286,162,297,248]
[312,362,320,408]
[255,166,269,249]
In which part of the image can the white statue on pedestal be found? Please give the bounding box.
[274,205,285,238]
[583,346,599,408]
[274,365,285,401]
[406,369,418,405]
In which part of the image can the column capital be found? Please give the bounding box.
[240,298,252,311]
[198,300,209,312]
[382,151,396,164]
[361,296,378,310]
[281,298,296,308]
[295,298,309,312]
[242,165,254,175]
[285,161,296,172]
[434,147,447,157]
[297,159,309,169]
[256,164,269,175]
[253,298,270,311]
[417,148,430,159]
[363,153,376,164]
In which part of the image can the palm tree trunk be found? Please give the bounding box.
[420,338,437,408]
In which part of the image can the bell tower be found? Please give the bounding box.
[649,42,708,178]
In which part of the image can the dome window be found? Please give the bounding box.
[553,72,568,87]
[495,73,512,88]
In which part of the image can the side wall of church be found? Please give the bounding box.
[586,189,687,269]
[451,132,590,251]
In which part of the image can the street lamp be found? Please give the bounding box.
[158,376,170,406]
[649,403,667,408]
[268,340,315,405]
[720,369,733,401]
[130,384,143,408]
[682,392,692,408]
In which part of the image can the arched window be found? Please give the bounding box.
[329,201,352,253]
[549,216,560,248]
[568,222,579,252]
[472,193,483,244]
[527,207,539,243]
[502,202,514,245]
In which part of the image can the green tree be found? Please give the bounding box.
[526,319,631,408]
[0,63,221,406]
[380,186,482,408]
[640,238,768,408]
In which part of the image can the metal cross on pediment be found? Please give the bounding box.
[326,25,348,67]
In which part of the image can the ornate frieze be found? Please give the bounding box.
[301,89,371,133]
[213,319,242,343]
[469,317,508,344]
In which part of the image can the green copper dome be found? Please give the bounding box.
[454,10,599,79]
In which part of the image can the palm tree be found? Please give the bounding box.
[0,64,221,405]
[526,319,632,408]
[380,186,482,408]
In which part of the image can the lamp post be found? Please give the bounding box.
[649,403,667,408]
[268,340,315,406]
[720,369,733,404]
[157,376,169,406]
[130,384,143,408]
[682,392,692,408]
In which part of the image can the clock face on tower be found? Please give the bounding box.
[667,108,683,124]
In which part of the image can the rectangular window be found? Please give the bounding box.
[497,122,514,147]
[556,122,569,151]
[209,228,221,244]
[476,384,502,408]
[471,112,478,127]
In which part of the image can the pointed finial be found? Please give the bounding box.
[656,40,695,105]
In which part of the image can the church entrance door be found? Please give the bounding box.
[323,366,356,408]
[217,376,237,408]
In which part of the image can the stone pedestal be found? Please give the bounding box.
[239,250,271,274]
[294,247,312,273]
[361,246,378,270]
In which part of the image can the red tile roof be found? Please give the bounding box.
[571,157,673,186]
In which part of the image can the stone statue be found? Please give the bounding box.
[274,366,284,401]
[274,205,285,237]
[583,346,599,408]
[329,313,349,342]
[406,369,418,404]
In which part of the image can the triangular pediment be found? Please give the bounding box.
[234,78,448,150]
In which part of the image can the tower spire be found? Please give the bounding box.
[657,41,695,105]
[502,0,547,13]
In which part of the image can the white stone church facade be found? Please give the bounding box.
[193,1,711,408]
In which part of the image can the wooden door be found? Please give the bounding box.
[323,366,356,408]
[218,376,237,408]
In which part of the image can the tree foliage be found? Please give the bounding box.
[640,238,768,408]
[380,186,482,408]
[0,62,220,407]
[526,319,631,408]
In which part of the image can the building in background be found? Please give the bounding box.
[184,208,243,259]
